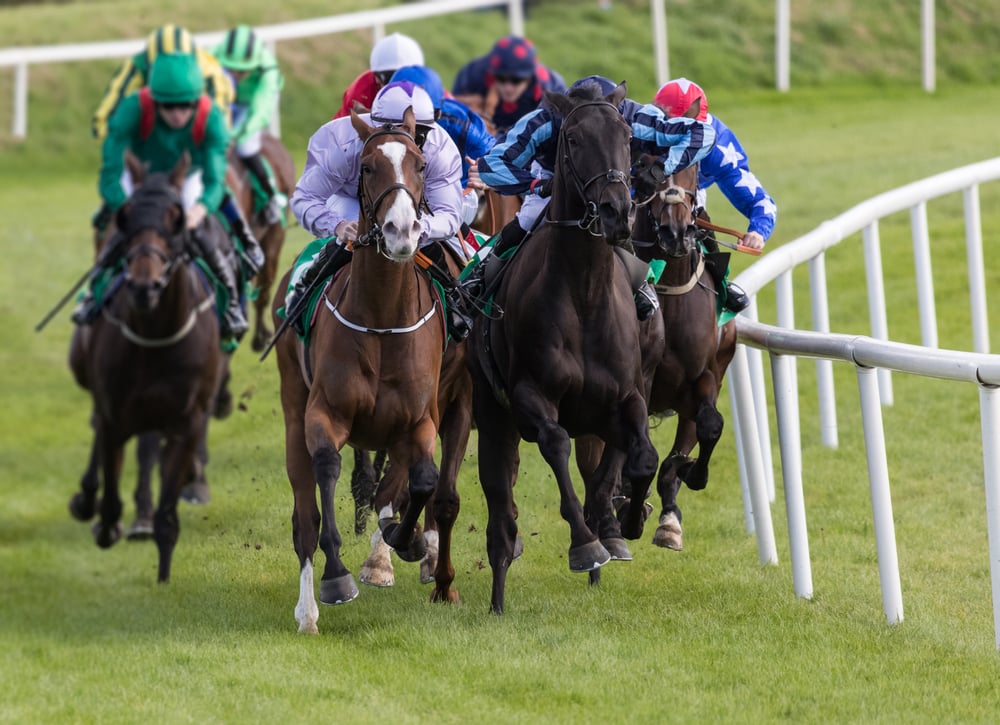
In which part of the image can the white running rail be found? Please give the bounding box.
[728,156,1000,648]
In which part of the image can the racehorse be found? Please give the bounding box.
[272,109,465,633]
[227,132,296,352]
[468,82,663,614]
[630,158,737,550]
[67,152,226,582]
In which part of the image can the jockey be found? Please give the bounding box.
[389,65,495,192]
[451,35,567,137]
[92,24,233,142]
[76,52,255,340]
[470,75,717,320]
[90,25,235,236]
[288,80,473,340]
[653,77,776,312]
[333,32,424,119]
[214,24,288,225]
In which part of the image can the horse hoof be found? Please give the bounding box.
[430,587,460,604]
[213,387,233,420]
[359,563,395,588]
[180,481,211,505]
[320,574,359,605]
[652,513,683,550]
[69,493,95,522]
[126,517,155,541]
[298,620,319,635]
[92,520,123,548]
[601,537,633,561]
[568,539,611,572]
[419,552,439,584]
[512,532,524,561]
[382,522,427,562]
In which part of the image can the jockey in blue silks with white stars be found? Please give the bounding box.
[467,74,716,320]
[654,77,776,311]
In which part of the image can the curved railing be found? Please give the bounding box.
[727,156,1000,647]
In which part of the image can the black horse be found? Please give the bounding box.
[68,153,227,582]
[468,82,664,614]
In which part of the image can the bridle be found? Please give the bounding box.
[121,183,189,291]
[642,172,699,257]
[354,126,427,258]
[547,101,631,236]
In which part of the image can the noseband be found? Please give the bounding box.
[355,126,426,256]
[642,173,698,256]
[122,183,188,288]
[547,101,631,236]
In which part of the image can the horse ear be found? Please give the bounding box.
[169,152,190,189]
[610,81,628,108]
[401,106,416,138]
[683,97,703,119]
[351,109,372,142]
[124,149,146,184]
[545,91,573,118]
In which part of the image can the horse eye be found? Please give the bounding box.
[361,164,372,175]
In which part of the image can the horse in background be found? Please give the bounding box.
[272,110,467,633]
[630,157,737,550]
[468,83,663,614]
[227,132,296,352]
[68,152,226,582]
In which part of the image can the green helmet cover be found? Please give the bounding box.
[216,25,262,71]
[149,52,204,104]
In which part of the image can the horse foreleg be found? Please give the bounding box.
[311,441,357,607]
[251,226,281,353]
[93,423,124,549]
[682,375,724,491]
[381,421,438,562]
[127,432,159,541]
[70,416,100,522]
[426,397,470,602]
[286,414,321,633]
[618,393,659,540]
[350,447,377,535]
[653,454,684,550]
[155,414,204,584]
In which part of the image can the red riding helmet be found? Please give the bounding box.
[654,77,708,121]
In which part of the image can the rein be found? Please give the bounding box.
[546,101,630,236]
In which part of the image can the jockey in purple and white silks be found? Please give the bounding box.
[288,80,474,340]
[469,75,717,320]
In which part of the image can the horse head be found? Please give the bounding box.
[546,82,633,244]
[641,157,699,258]
[117,151,189,312]
[351,109,426,262]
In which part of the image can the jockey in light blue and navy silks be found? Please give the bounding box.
[392,65,495,187]
[478,75,716,236]
[654,77,776,245]
[451,35,567,137]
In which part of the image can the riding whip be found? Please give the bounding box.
[694,218,763,256]
[34,236,125,332]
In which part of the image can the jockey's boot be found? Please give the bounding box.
[221,195,264,276]
[243,152,287,225]
[285,239,352,333]
[462,218,527,302]
[634,281,661,321]
[617,238,660,322]
[91,202,113,235]
[702,247,749,314]
[191,228,248,340]
[421,242,473,342]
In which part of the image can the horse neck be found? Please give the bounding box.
[344,246,424,328]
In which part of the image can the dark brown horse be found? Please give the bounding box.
[468,82,663,614]
[68,153,226,582]
[631,159,737,550]
[227,133,296,352]
[273,110,465,633]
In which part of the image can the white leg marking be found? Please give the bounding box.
[295,559,320,634]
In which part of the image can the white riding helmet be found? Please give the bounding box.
[369,33,424,73]
[370,81,437,127]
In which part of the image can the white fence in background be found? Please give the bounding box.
[0,0,526,139]
[728,156,1000,648]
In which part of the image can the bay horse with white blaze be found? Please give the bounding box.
[67,153,225,582]
[631,157,737,550]
[468,82,664,614]
[273,109,465,633]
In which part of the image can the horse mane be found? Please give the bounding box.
[566,81,605,102]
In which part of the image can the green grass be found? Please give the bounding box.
[5,1,1000,723]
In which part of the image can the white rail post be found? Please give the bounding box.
[964,185,989,354]
[856,365,904,624]
[13,62,28,138]
[809,253,838,448]
[507,0,525,37]
[775,0,790,92]
[922,0,936,93]
[731,344,778,565]
[771,352,812,599]
[910,201,938,348]
[979,384,1000,649]
[267,41,281,139]
[862,221,894,405]
[746,301,776,500]
[651,0,669,87]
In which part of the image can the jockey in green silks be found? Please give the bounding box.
[214,25,288,225]
[77,52,262,339]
